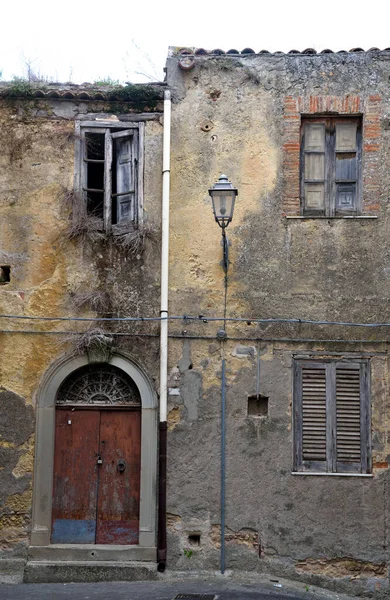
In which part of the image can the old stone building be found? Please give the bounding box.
[0,46,390,595]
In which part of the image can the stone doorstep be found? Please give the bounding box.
[28,545,156,562]
[24,560,158,584]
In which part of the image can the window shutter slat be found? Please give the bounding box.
[302,368,327,461]
[336,368,361,463]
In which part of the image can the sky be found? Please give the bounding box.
[1,0,389,84]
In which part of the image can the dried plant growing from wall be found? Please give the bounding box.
[60,188,158,254]
[67,213,106,245]
[113,222,158,256]
[63,327,114,362]
[71,290,112,314]
[59,188,106,245]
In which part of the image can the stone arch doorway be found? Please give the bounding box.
[31,353,157,560]
[52,364,142,545]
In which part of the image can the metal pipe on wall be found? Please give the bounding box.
[157,89,171,572]
[221,357,226,574]
[159,89,171,425]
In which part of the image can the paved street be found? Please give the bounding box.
[0,576,356,600]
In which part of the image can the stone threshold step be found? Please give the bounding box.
[24,560,158,584]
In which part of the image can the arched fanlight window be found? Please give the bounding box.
[56,364,141,407]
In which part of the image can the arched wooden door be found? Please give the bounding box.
[51,364,141,545]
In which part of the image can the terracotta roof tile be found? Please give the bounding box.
[169,46,390,57]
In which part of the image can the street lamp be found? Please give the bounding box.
[208,174,238,576]
[208,174,238,272]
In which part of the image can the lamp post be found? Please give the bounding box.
[209,174,238,273]
[208,174,238,576]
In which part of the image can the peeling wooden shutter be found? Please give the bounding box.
[336,365,362,472]
[301,366,327,463]
[294,360,370,474]
[334,122,358,214]
[112,130,137,225]
[302,123,326,213]
[301,117,361,216]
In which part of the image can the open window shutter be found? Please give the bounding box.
[299,364,327,471]
[82,129,106,221]
[112,130,137,225]
[335,364,363,472]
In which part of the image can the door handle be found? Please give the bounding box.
[117,459,126,473]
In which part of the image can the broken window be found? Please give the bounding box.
[301,117,362,216]
[293,360,371,474]
[76,121,144,231]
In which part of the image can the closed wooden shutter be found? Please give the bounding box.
[302,123,326,213]
[294,360,370,474]
[301,117,361,216]
[336,365,362,472]
[335,122,358,214]
[301,367,327,462]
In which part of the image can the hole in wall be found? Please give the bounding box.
[247,394,269,417]
[0,266,10,285]
[188,533,201,546]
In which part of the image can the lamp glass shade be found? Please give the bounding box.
[209,175,238,228]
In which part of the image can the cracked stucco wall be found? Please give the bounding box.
[164,52,390,597]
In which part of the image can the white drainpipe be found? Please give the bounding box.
[159,90,171,423]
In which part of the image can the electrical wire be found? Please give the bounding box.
[1,313,390,327]
[0,329,387,344]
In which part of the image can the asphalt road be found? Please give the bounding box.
[0,579,327,600]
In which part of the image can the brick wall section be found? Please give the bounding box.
[282,97,301,215]
[363,95,382,213]
[282,95,381,215]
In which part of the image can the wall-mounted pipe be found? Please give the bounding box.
[157,89,171,572]
[221,357,226,574]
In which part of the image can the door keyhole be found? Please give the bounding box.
[97,454,103,465]
[117,459,126,473]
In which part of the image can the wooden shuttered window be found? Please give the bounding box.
[293,361,371,474]
[301,118,362,216]
[79,123,143,232]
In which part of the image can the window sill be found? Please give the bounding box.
[285,215,378,220]
[292,472,373,478]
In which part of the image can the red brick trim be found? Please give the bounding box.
[282,95,381,216]
[363,95,382,214]
[282,97,301,215]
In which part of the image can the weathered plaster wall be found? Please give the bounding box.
[0,94,164,562]
[165,52,390,596]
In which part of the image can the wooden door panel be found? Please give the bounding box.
[96,411,141,544]
[51,410,100,543]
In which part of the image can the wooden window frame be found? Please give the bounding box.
[293,359,371,474]
[75,121,144,232]
[300,116,362,216]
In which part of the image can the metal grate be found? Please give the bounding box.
[173,595,216,600]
